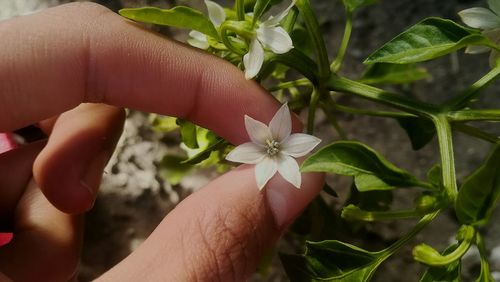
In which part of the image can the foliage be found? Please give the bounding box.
[120,0,500,280]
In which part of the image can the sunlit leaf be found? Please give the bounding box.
[359,63,429,85]
[158,154,192,185]
[119,6,219,38]
[365,18,494,64]
[177,119,198,149]
[301,141,419,191]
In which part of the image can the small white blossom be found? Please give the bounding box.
[188,0,226,49]
[243,1,296,79]
[459,0,500,65]
[226,103,321,190]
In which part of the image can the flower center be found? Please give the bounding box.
[265,139,280,156]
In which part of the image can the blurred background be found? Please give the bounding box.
[2,0,500,281]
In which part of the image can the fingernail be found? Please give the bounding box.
[80,150,110,209]
[265,172,324,230]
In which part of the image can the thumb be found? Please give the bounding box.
[98,164,324,281]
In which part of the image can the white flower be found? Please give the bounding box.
[243,1,296,79]
[226,103,321,190]
[459,0,500,65]
[188,0,226,49]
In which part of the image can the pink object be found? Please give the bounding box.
[0,133,17,247]
[0,233,13,247]
[0,132,16,154]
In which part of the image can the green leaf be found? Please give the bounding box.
[280,240,385,281]
[158,155,192,185]
[341,0,378,12]
[119,7,219,38]
[419,244,461,282]
[397,117,436,150]
[301,141,419,191]
[365,17,493,64]
[181,138,227,165]
[177,119,198,149]
[455,144,500,226]
[149,115,179,133]
[359,63,429,85]
[426,164,442,188]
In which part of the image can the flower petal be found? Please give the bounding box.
[188,31,209,49]
[489,0,500,16]
[244,115,272,145]
[269,103,292,141]
[255,157,278,190]
[277,155,301,188]
[281,133,321,158]
[256,25,293,54]
[205,0,226,27]
[243,39,265,79]
[225,142,266,164]
[264,0,296,27]
[459,7,500,30]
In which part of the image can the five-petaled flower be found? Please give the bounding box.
[459,0,500,66]
[226,103,321,190]
[243,1,296,79]
[188,0,226,49]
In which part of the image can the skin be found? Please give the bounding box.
[0,2,324,281]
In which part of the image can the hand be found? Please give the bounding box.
[0,3,324,281]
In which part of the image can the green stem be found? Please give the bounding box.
[234,0,245,21]
[220,21,254,55]
[266,49,319,83]
[307,88,321,134]
[453,123,499,143]
[333,103,417,118]
[327,76,438,116]
[414,225,475,266]
[330,10,352,72]
[476,233,495,281]
[267,78,311,92]
[432,115,458,202]
[448,109,500,122]
[320,102,348,139]
[378,210,440,258]
[282,7,298,33]
[295,0,330,80]
[342,205,421,222]
[444,65,500,110]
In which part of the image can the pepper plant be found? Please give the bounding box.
[120,0,500,280]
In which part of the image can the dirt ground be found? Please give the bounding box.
[2,0,500,281]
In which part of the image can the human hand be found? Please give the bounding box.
[0,3,324,281]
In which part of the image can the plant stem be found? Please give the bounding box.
[453,123,499,143]
[432,115,458,202]
[476,233,495,281]
[295,0,330,80]
[327,76,438,116]
[444,65,500,110]
[342,205,421,222]
[235,0,245,21]
[379,210,440,258]
[447,109,500,122]
[330,10,352,72]
[414,225,476,266]
[333,103,417,118]
[307,88,321,134]
[267,78,311,92]
[320,102,348,139]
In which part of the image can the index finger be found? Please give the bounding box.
[0,2,299,144]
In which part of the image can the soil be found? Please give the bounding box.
[2,0,500,281]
